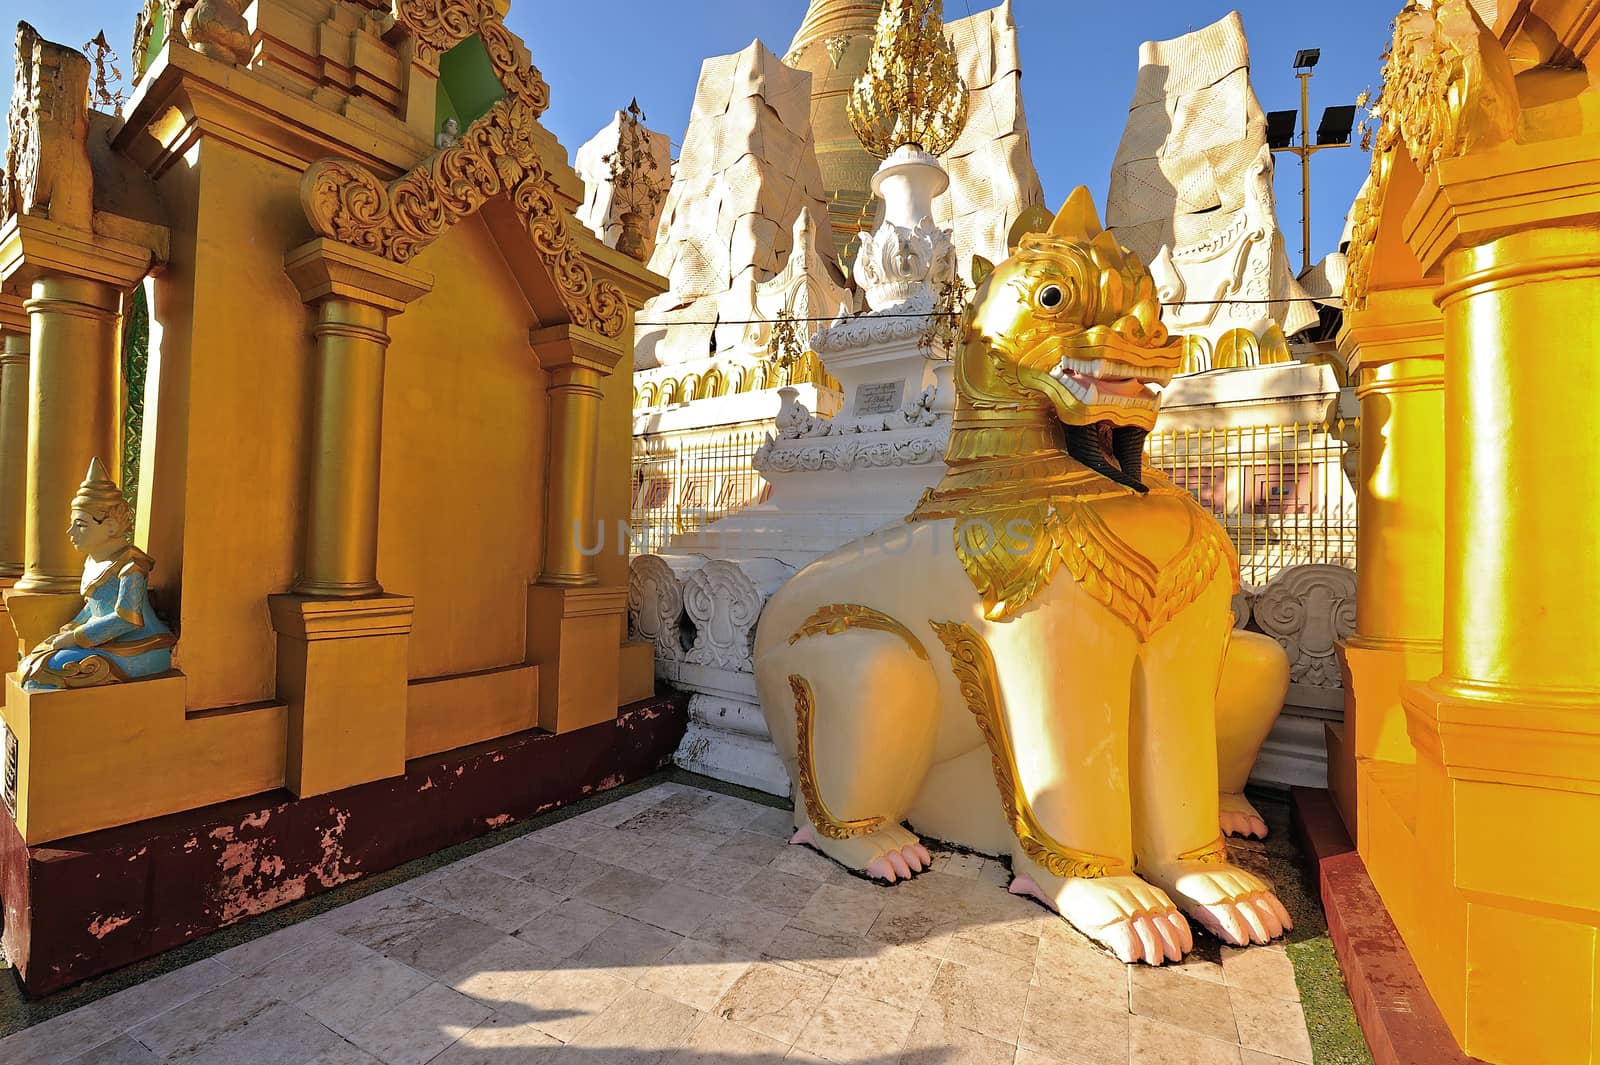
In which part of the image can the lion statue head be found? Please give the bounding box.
[958,187,1182,493]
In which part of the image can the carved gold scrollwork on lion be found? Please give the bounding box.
[789,604,929,661]
[299,1,625,337]
[931,482,1236,638]
[789,674,887,840]
[930,621,1130,880]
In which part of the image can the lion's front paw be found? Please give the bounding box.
[790,822,931,882]
[1220,792,1268,839]
[1142,861,1292,946]
[1011,872,1193,965]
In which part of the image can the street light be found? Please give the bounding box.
[1272,47,1355,273]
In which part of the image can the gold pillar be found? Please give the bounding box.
[17,275,122,595]
[0,216,158,649]
[1331,284,1444,839]
[540,363,605,586]
[284,239,433,597]
[276,239,430,798]
[0,296,28,687]
[1392,145,1600,1062]
[0,295,28,578]
[1433,224,1600,699]
[527,324,629,732]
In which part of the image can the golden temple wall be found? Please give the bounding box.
[379,214,552,682]
[0,1,662,844]
[1336,3,1600,1061]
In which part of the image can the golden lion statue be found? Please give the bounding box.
[752,188,1293,965]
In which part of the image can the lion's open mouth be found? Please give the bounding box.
[1048,356,1173,408]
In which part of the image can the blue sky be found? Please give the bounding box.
[5,0,1396,262]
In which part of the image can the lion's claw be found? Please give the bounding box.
[792,820,931,883]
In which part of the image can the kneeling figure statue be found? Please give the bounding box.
[753,189,1293,965]
[19,459,176,691]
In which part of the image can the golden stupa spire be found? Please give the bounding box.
[846,0,968,159]
[789,0,884,56]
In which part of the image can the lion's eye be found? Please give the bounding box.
[1038,285,1064,309]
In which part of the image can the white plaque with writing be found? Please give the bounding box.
[853,380,905,417]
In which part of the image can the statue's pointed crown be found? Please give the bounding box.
[72,457,125,514]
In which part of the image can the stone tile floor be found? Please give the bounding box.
[1,782,1317,1065]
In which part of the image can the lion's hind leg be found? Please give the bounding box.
[1215,630,1290,839]
[755,614,940,882]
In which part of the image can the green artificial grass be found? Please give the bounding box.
[1248,786,1375,1065]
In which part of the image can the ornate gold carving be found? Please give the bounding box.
[4,22,93,228]
[1175,836,1229,865]
[789,604,929,661]
[1387,0,1518,173]
[22,654,127,689]
[930,621,1129,879]
[923,472,1238,637]
[300,2,626,338]
[394,0,512,66]
[1343,0,1519,309]
[131,1,166,81]
[847,0,968,159]
[789,674,886,840]
[633,350,838,409]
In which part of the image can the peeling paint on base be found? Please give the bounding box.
[0,694,688,995]
[87,914,133,939]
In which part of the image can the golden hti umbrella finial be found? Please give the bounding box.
[847,0,969,159]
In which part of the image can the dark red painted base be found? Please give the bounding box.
[1291,786,1487,1065]
[0,694,686,997]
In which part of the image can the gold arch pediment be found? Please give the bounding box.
[298,0,626,338]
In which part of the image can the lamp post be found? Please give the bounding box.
[1268,48,1357,274]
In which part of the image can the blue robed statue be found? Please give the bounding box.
[18,459,175,691]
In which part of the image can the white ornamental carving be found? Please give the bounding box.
[756,384,947,472]
[754,435,949,474]
[854,217,956,311]
[628,554,688,661]
[682,560,774,672]
[1230,586,1255,630]
[810,287,936,353]
[1253,564,1357,688]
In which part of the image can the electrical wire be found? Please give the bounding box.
[635,296,1334,328]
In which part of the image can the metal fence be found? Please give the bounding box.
[1145,419,1360,586]
[630,428,771,555]
[630,418,1360,586]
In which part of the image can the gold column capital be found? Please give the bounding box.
[0,213,163,296]
[529,323,626,377]
[1402,137,1600,275]
[284,238,434,313]
[1338,283,1446,400]
[0,293,27,339]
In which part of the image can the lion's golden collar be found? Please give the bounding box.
[909,463,1239,637]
